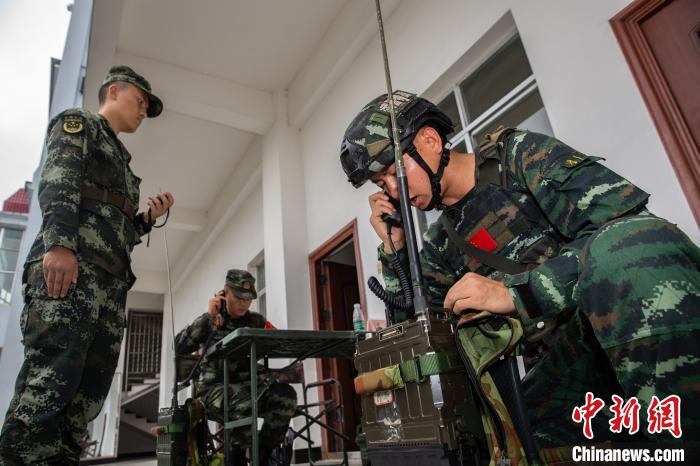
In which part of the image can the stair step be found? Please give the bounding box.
[120,412,158,436]
[123,382,159,404]
[126,384,150,393]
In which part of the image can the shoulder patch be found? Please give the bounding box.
[63,115,84,134]
[563,154,585,168]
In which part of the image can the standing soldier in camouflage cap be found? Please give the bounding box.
[340,91,700,449]
[0,65,174,464]
[175,269,297,465]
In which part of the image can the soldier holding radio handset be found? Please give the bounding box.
[175,269,296,464]
[341,91,700,449]
[206,286,251,326]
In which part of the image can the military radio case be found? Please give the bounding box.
[355,317,488,466]
[156,405,187,466]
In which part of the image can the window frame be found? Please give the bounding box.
[248,251,266,317]
[447,74,539,152]
[417,34,550,231]
[0,226,24,304]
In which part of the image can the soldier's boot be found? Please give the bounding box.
[231,446,247,466]
[258,382,297,465]
[259,446,289,466]
[0,451,22,466]
[259,447,272,466]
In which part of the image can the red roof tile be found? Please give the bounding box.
[3,187,29,214]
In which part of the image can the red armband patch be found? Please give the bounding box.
[469,228,498,252]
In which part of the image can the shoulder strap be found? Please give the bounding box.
[439,214,527,275]
[353,351,464,394]
[476,126,517,188]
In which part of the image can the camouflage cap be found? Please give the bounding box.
[225,269,257,300]
[102,65,163,118]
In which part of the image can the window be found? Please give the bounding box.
[0,227,23,304]
[439,35,553,152]
[421,35,554,227]
[249,252,266,317]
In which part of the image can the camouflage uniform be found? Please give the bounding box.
[378,130,700,448]
[174,270,297,450]
[0,66,162,465]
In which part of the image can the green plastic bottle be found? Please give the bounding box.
[352,303,365,332]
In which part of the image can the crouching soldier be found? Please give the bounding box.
[340,91,700,457]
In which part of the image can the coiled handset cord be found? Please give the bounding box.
[367,222,415,320]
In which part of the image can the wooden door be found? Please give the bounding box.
[612,0,700,223]
[308,219,366,456]
[319,261,360,452]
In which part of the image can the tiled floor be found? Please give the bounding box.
[97,455,363,466]
[97,459,156,466]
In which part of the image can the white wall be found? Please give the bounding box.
[299,0,699,323]
[173,182,264,331]
[126,290,164,313]
[159,179,264,407]
[512,0,696,235]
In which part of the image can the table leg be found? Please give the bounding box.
[251,340,258,466]
[304,378,312,466]
[224,358,230,464]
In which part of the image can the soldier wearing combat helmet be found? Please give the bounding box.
[0,66,174,464]
[175,269,297,465]
[340,91,700,448]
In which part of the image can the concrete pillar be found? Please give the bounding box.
[261,91,321,447]
[261,90,312,331]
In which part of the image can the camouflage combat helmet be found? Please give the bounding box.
[340,91,453,210]
[225,269,257,300]
[102,65,163,118]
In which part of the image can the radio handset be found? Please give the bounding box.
[381,196,403,228]
[215,291,228,328]
[370,195,414,325]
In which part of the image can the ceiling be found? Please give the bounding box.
[83,0,397,294]
[117,0,347,91]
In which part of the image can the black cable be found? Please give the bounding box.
[387,223,414,304]
[152,208,170,229]
[368,276,412,312]
[366,223,415,317]
[176,319,220,391]
[146,207,170,247]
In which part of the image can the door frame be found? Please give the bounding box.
[308,219,366,455]
[309,219,367,329]
[610,0,700,223]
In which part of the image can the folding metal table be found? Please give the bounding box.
[205,328,356,466]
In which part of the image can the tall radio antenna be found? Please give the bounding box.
[374,0,429,318]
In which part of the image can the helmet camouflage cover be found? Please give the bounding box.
[340,90,453,188]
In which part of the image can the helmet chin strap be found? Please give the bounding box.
[405,143,451,210]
